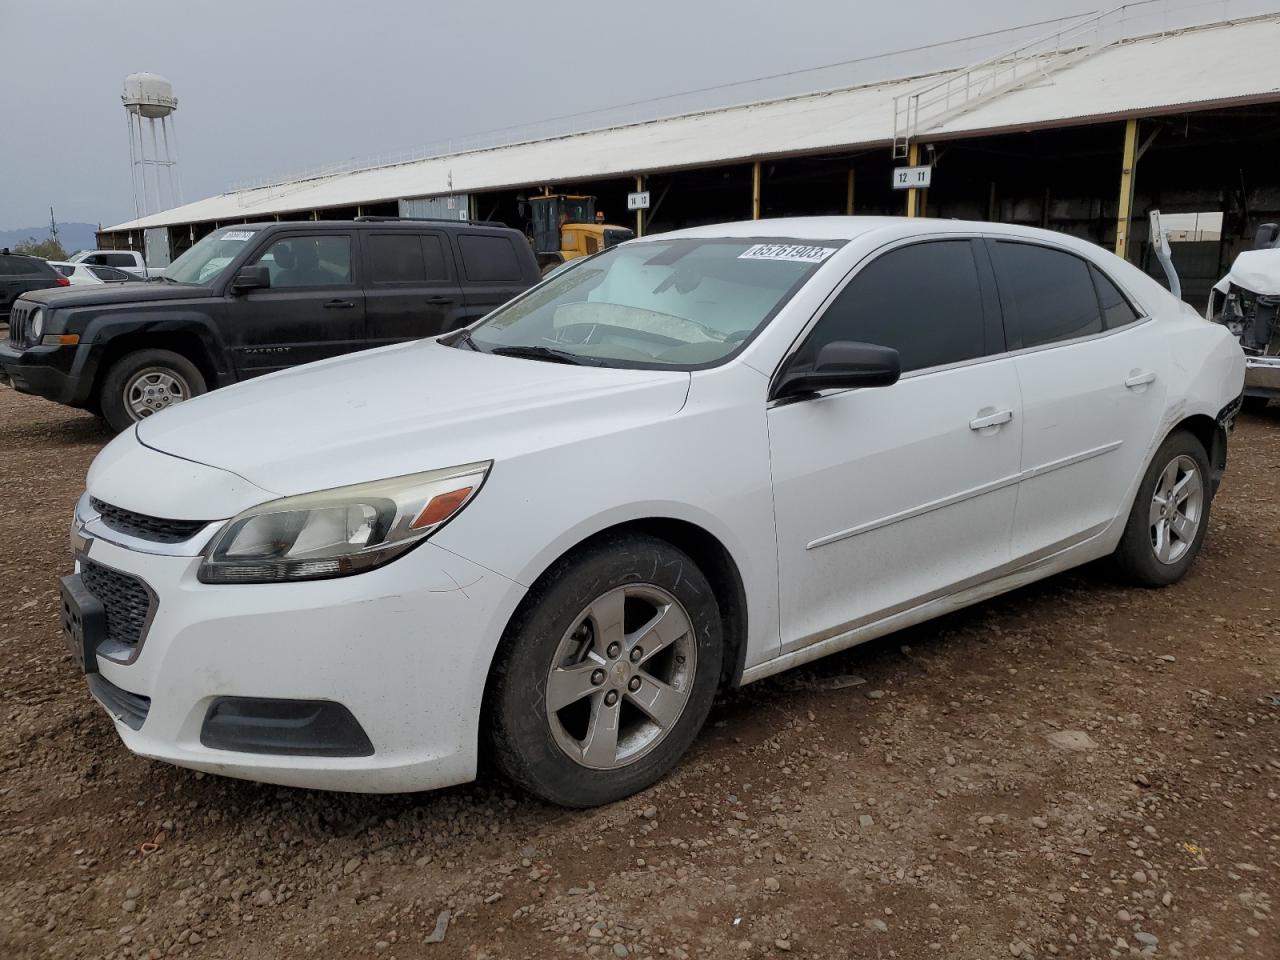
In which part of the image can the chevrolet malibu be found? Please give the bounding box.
[62,217,1244,807]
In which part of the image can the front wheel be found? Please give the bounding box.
[487,534,723,807]
[99,349,207,433]
[1112,430,1212,587]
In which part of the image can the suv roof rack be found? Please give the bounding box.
[352,215,509,228]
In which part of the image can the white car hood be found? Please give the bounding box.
[1213,248,1280,297]
[134,339,691,503]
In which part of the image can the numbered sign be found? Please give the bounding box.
[892,165,932,190]
[627,191,651,211]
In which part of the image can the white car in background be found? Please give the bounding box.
[63,217,1244,807]
[67,249,150,280]
[49,261,135,285]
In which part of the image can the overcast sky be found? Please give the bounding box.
[1,0,1113,231]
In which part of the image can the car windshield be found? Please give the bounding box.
[164,227,261,284]
[469,238,840,368]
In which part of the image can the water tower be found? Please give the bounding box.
[122,73,182,219]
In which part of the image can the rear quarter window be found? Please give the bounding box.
[458,234,524,283]
[990,241,1103,348]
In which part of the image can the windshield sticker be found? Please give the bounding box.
[221,230,255,242]
[738,243,836,264]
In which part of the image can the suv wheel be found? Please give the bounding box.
[487,534,723,807]
[100,349,207,433]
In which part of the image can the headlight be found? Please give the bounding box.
[197,461,491,584]
[29,308,44,341]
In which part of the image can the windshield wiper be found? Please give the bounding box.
[490,344,605,366]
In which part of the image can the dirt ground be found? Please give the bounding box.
[0,385,1277,960]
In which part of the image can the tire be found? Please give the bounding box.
[1241,395,1270,415]
[99,349,207,434]
[487,533,723,808]
[1112,430,1212,587]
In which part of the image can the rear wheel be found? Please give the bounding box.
[1242,395,1270,415]
[1112,430,1211,587]
[487,534,723,807]
[100,349,206,433]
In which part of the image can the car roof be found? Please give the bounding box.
[643,216,1107,250]
[233,219,517,233]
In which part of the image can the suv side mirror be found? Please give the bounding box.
[231,264,270,292]
[773,341,901,400]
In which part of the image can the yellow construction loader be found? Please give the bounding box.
[526,194,634,272]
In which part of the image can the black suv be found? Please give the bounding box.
[0,219,541,431]
[1,249,67,320]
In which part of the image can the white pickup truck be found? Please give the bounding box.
[67,249,150,280]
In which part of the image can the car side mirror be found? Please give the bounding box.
[773,340,901,400]
[231,264,270,292]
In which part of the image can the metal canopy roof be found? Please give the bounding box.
[106,14,1280,233]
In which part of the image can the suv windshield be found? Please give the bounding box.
[164,227,261,284]
[469,238,839,368]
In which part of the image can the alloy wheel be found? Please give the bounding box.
[1149,453,1203,565]
[545,583,697,770]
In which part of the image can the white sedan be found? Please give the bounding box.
[49,261,134,285]
[64,218,1244,807]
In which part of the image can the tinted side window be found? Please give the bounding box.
[256,236,352,287]
[82,254,106,265]
[800,240,987,374]
[1091,265,1140,328]
[369,234,426,283]
[458,235,522,282]
[0,255,17,275]
[420,235,449,282]
[991,242,1102,347]
[105,253,136,268]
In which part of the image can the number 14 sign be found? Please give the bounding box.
[892,165,932,190]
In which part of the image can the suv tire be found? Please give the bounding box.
[1112,429,1212,587]
[487,533,723,807]
[100,349,207,433]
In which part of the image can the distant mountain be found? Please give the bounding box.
[0,222,101,257]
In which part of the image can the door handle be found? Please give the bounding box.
[424,295,453,305]
[323,299,355,309]
[1125,370,1156,389]
[969,409,1013,431]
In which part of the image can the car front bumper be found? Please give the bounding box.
[70,503,526,793]
[1244,355,1280,398]
[0,340,92,405]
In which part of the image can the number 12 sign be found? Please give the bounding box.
[892,165,932,190]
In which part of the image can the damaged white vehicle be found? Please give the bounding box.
[1208,224,1280,413]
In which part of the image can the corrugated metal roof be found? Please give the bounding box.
[106,14,1280,233]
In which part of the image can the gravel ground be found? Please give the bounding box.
[1,385,1277,960]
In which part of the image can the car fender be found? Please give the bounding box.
[80,309,234,387]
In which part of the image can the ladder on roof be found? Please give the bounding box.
[891,2,1149,159]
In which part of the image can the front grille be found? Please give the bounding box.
[81,560,154,650]
[87,674,151,730]
[91,497,208,544]
[8,301,31,347]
